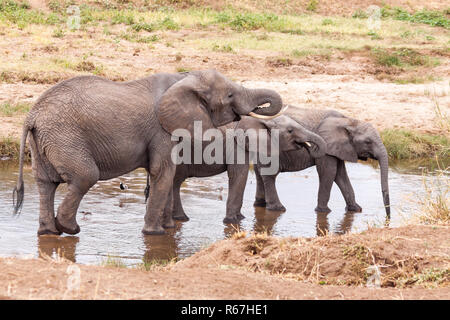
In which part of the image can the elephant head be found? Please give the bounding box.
[236,115,327,157]
[317,116,390,217]
[157,69,284,138]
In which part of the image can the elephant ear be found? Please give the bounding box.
[235,117,272,155]
[317,117,358,162]
[157,75,213,139]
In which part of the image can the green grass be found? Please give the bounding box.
[414,167,449,227]
[101,255,127,268]
[0,136,30,160]
[381,7,450,29]
[140,257,175,271]
[394,75,441,84]
[0,101,30,116]
[372,48,439,68]
[381,129,450,160]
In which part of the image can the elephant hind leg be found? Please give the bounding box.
[253,166,266,207]
[143,143,176,235]
[37,179,61,235]
[53,156,100,235]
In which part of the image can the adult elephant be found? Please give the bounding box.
[12,70,285,236]
[155,115,326,224]
[254,107,390,218]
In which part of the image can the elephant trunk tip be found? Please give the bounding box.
[249,105,289,120]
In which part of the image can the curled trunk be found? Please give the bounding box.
[238,88,284,118]
[307,131,327,158]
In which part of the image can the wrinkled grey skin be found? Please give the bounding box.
[12,69,284,236]
[254,107,390,218]
[155,115,326,224]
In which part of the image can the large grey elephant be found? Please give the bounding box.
[12,69,285,236]
[156,115,326,224]
[254,107,390,217]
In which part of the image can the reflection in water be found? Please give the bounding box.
[223,222,243,238]
[143,224,181,262]
[316,211,357,236]
[38,235,79,262]
[316,212,330,236]
[253,206,284,234]
[334,211,356,235]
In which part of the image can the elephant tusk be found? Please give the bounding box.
[305,141,312,147]
[248,105,289,120]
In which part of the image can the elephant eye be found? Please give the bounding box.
[287,127,293,133]
[227,93,233,98]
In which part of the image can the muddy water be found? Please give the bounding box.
[0,160,441,266]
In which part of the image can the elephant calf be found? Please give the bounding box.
[254,107,390,217]
[160,115,327,224]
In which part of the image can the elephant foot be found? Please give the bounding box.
[253,198,267,207]
[162,219,175,229]
[266,203,286,212]
[172,213,190,222]
[142,224,166,235]
[346,203,362,213]
[223,216,239,224]
[55,217,80,235]
[37,227,62,236]
[315,206,331,214]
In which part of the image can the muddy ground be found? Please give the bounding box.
[0,225,448,299]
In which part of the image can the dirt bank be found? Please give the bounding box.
[0,224,448,299]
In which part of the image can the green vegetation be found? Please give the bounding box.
[140,257,175,271]
[102,255,127,268]
[52,27,65,38]
[381,7,450,29]
[306,0,318,12]
[0,136,30,160]
[212,43,234,53]
[352,6,449,29]
[381,129,449,160]
[0,101,30,116]
[372,48,439,68]
[415,167,449,226]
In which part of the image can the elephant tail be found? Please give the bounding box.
[12,122,30,215]
[144,172,150,203]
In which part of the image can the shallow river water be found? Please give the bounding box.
[0,160,442,266]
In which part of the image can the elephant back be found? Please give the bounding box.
[287,107,345,131]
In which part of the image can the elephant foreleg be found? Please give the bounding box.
[172,178,189,221]
[143,148,176,235]
[162,187,175,228]
[335,160,362,212]
[223,164,249,224]
[262,173,285,212]
[253,165,266,207]
[315,156,338,213]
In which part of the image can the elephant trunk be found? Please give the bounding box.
[239,88,284,119]
[306,131,327,158]
[375,141,390,218]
